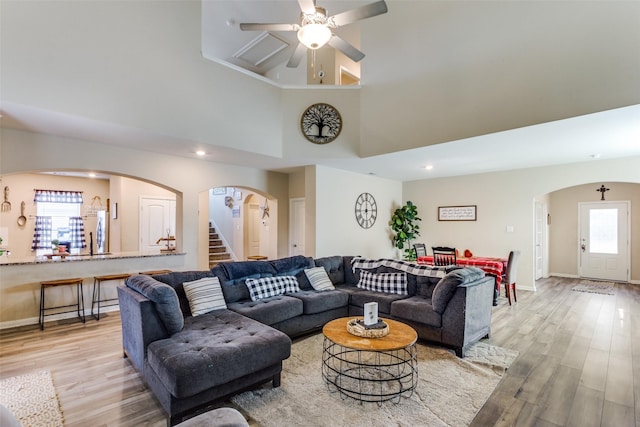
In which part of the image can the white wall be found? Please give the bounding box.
[0,0,284,157]
[314,165,403,259]
[404,156,640,291]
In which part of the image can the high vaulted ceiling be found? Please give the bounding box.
[1,0,639,181]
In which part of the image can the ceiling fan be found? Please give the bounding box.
[240,0,388,68]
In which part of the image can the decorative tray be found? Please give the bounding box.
[346,318,389,338]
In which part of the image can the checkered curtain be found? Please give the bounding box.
[33,190,83,203]
[69,216,87,249]
[31,216,53,250]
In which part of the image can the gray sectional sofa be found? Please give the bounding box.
[117,255,494,425]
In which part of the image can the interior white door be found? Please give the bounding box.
[140,197,176,253]
[290,198,305,256]
[579,201,630,282]
[246,203,261,257]
[535,201,544,280]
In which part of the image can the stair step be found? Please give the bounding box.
[209,253,230,260]
[209,246,226,253]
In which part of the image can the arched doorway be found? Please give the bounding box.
[208,186,278,262]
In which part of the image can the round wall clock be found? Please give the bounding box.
[300,103,342,144]
[355,192,377,229]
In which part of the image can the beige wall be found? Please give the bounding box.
[315,165,403,259]
[548,182,639,278]
[0,128,292,270]
[404,156,640,291]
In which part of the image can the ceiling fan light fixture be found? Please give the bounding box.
[297,23,331,49]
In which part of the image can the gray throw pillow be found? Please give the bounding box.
[126,275,184,334]
[432,267,485,314]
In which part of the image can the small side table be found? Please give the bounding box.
[247,255,267,261]
[92,273,131,320]
[39,278,86,330]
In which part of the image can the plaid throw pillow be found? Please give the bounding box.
[356,270,408,295]
[246,275,300,301]
[183,277,227,316]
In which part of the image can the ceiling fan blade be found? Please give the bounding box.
[298,0,317,15]
[328,35,365,62]
[287,43,307,68]
[240,23,299,32]
[330,0,388,27]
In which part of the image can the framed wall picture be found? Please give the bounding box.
[438,205,477,221]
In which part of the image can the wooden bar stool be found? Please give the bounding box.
[92,273,131,320]
[39,278,85,330]
[139,269,172,275]
[247,255,267,261]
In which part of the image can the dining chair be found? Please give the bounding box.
[505,250,520,305]
[413,243,427,258]
[432,246,457,266]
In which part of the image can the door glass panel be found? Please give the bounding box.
[589,209,618,254]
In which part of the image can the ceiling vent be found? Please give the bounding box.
[232,32,289,67]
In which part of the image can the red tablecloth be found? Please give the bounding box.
[417,256,507,290]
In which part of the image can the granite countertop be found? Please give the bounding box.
[0,251,185,266]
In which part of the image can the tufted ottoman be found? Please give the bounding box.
[143,309,291,425]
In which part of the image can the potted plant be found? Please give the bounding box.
[51,239,59,252]
[389,201,421,260]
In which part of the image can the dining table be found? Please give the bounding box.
[417,255,507,305]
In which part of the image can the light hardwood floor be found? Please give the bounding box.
[0,277,637,426]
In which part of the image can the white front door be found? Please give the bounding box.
[140,197,176,253]
[579,201,630,282]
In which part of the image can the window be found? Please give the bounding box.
[589,208,618,254]
[32,190,87,254]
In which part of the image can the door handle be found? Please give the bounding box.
[581,244,586,252]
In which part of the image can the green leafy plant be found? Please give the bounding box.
[389,201,421,260]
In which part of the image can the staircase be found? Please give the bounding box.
[209,226,232,267]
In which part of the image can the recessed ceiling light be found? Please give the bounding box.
[423,165,433,170]
[196,150,206,156]
[591,153,601,159]
[88,172,97,178]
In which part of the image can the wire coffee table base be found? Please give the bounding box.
[322,336,418,404]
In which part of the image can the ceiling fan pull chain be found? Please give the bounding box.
[312,49,317,79]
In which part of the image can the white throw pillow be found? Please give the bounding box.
[183,277,227,316]
[246,275,300,301]
[304,267,335,291]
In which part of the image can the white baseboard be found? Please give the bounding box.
[0,306,120,330]
[549,273,580,279]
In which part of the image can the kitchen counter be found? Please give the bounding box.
[0,251,185,266]
[0,251,188,329]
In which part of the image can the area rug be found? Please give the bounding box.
[572,280,616,295]
[0,370,64,427]
[232,334,518,427]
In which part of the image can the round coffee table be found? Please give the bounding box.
[322,317,418,404]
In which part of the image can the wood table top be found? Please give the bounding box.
[323,317,417,351]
